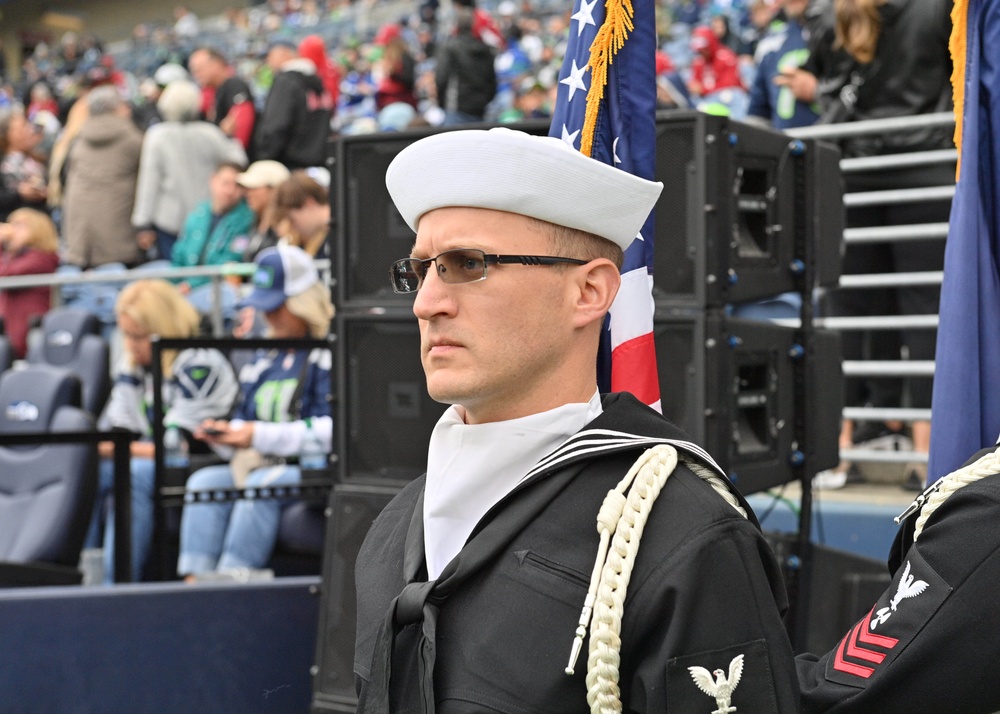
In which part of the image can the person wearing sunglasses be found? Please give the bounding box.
[352,128,799,713]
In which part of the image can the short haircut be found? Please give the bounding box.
[86,85,123,116]
[532,217,625,270]
[215,160,247,174]
[157,80,202,122]
[192,46,228,65]
[274,172,328,212]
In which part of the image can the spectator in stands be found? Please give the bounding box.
[62,86,144,269]
[46,65,118,214]
[90,279,239,582]
[173,5,201,38]
[436,6,498,126]
[710,12,744,55]
[236,159,291,261]
[55,32,83,78]
[132,62,190,131]
[0,106,48,221]
[132,80,247,262]
[187,47,256,152]
[739,0,779,61]
[176,245,333,579]
[297,35,340,117]
[171,161,254,293]
[688,24,745,97]
[746,0,819,129]
[273,172,330,259]
[453,0,507,50]
[783,0,953,490]
[655,50,693,109]
[253,40,333,170]
[26,82,58,121]
[373,30,419,111]
[0,208,59,358]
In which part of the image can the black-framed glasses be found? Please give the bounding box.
[389,248,588,293]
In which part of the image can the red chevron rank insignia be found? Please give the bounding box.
[832,608,900,678]
[825,551,951,688]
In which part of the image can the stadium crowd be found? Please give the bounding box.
[0,0,952,581]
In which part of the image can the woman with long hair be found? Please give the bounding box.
[177,245,334,578]
[89,279,239,582]
[0,207,59,357]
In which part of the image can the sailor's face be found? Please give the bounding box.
[410,207,578,425]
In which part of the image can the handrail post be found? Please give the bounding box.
[112,430,135,583]
[210,275,224,337]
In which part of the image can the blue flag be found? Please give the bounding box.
[549,0,662,408]
[928,0,1000,481]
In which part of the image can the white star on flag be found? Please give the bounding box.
[559,59,588,103]
[613,137,622,164]
[561,124,581,148]
[571,0,598,37]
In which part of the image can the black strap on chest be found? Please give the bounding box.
[363,463,584,714]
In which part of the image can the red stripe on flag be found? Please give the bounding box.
[611,332,660,406]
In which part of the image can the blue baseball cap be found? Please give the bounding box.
[240,245,319,312]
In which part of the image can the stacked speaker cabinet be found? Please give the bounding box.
[651,111,844,493]
[311,483,400,713]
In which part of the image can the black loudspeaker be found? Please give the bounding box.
[656,307,796,494]
[654,307,842,494]
[336,310,449,483]
[805,138,845,289]
[331,120,550,309]
[652,110,842,305]
[312,483,400,713]
[765,532,892,655]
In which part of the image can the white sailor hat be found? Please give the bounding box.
[385,128,663,252]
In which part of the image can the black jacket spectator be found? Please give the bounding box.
[254,56,332,170]
[435,9,497,122]
[804,0,952,156]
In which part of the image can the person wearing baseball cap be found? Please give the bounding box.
[177,244,334,579]
[352,128,798,712]
[236,160,291,261]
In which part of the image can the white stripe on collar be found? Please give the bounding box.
[521,428,726,484]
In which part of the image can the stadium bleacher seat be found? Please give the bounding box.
[0,365,99,587]
[26,307,111,418]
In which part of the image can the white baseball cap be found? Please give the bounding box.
[237,160,292,189]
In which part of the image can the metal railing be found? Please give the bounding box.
[0,259,333,337]
[789,112,956,467]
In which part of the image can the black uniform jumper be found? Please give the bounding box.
[354,393,799,713]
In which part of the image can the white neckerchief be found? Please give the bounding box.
[423,391,603,580]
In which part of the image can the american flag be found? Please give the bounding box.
[549,0,661,410]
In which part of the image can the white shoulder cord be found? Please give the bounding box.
[909,448,1000,543]
[563,444,749,714]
